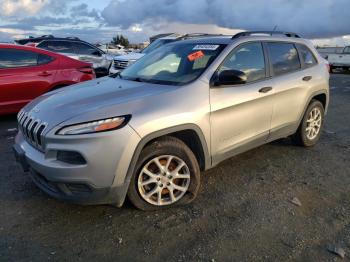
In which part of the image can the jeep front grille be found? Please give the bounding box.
[17,110,47,151]
[113,59,129,69]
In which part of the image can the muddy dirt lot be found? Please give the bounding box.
[1,74,350,261]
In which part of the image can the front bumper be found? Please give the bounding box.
[13,124,140,206]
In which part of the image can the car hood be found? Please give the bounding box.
[113,52,144,61]
[22,77,178,131]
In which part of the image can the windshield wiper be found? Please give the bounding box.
[125,77,150,83]
[120,76,170,85]
[132,77,144,82]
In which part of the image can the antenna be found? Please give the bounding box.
[273,25,278,32]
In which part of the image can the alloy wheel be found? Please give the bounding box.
[306,107,322,140]
[137,155,190,206]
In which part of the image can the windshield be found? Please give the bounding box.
[120,42,226,85]
[141,39,175,54]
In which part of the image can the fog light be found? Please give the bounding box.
[57,151,86,165]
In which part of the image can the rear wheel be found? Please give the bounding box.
[292,100,324,147]
[127,137,200,211]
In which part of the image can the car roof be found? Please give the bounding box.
[174,32,310,46]
[0,43,92,66]
[0,43,71,57]
[0,43,44,51]
[174,36,234,45]
[36,38,104,53]
[159,33,230,41]
[15,35,79,44]
[37,38,92,45]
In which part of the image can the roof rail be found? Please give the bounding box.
[232,31,301,39]
[179,33,224,39]
[41,35,54,38]
[65,36,80,40]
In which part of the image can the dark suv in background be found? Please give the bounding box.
[17,36,113,77]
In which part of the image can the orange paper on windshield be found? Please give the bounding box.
[187,50,204,61]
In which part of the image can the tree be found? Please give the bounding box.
[111,34,130,48]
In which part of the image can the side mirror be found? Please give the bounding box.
[213,70,247,86]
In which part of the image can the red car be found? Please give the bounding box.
[0,44,95,115]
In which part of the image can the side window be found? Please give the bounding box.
[297,44,317,68]
[343,47,350,54]
[219,42,266,83]
[36,41,48,49]
[0,49,38,68]
[73,42,101,56]
[38,41,74,54]
[268,43,301,76]
[38,54,54,65]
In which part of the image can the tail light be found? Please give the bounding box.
[78,67,95,75]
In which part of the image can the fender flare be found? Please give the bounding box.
[113,124,210,207]
[297,89,329,128]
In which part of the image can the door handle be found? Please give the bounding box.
[38,71,52,77]
[258,86,273,93]
[302,76,312,81]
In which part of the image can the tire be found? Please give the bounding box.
[292,100,324,147]
[127,136,200,211]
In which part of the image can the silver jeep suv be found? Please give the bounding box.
[14,31,329,210]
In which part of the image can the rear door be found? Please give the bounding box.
[266,42,311,140]
[210,42,274,165]
[0,48,56,114]
[37,40,77,59]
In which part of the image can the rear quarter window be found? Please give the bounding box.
[38,41,75,54]
[267,42,301,76]
[37,54,54,65]
[297,44,317,68]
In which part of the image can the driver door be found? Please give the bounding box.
[210,42,274,165]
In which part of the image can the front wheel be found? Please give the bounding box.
[127,137,200,211]
[292,100,324,147]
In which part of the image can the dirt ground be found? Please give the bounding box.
[1,74,350,262]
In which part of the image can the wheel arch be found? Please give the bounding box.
[312,93,327,109]
[133,124,210,172]
[114,124,210,207]
[297,90,329,127]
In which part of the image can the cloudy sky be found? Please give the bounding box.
[1,0,350,46]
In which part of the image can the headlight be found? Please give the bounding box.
[57,116,130,135]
